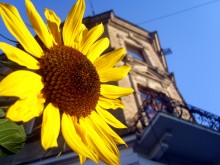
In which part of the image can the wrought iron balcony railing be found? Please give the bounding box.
[132,86,220,135]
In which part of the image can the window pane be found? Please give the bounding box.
[127,48,144,61]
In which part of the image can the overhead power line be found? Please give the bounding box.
[90,0,95,16]
[138,0,220,25]
[0,34,18,44]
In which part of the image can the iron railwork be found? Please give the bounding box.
[133,86,220,134]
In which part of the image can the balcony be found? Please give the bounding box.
[133,87,220,165]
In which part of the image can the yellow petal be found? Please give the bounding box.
[0,3,43,58]
[96,105,126,128]
[63,0,85,47]
[87,113,119,156]
[0,42,39,70]
[80,117,119,165]
[74,24,86,49]
[25,0,54,48]
[101,84,134,99]
[73,116,89,164]
[44,8,62,45]
[86,38,109,63]
[94,48,126,70]
[98,66,131,83]
[90,114,119,157]
[98,97,125,110]
[41,103,60,150]
[6,94,45,122]
[79,154,87,164]
[72,116,88,145]
[0,70,43,99]
[61,113,98,163]
[88,111,126,146]
[79,23,104,55]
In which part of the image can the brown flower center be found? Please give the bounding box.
[38,45,100,118]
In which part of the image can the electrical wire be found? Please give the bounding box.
[0,33,18,44]
[138,0,220,25]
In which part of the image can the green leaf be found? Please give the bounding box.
[0,109,5,118]
[0,119,26,156]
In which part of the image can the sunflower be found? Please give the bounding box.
[0,0,133,164]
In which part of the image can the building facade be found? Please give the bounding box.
[1,11,220,165]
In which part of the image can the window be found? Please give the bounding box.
[126,47,145,62]
[138,85,172,119]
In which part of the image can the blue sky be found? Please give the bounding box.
[0,0,220,116]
